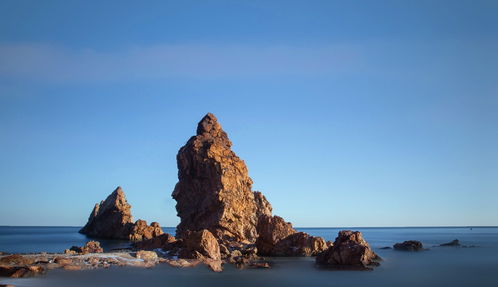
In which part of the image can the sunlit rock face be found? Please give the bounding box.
[172,113,328,257]
[80,187,133,240]
[172,113,261,243]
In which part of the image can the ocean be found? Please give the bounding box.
[1,226,497,286]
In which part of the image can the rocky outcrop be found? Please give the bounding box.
[178,229,221,261]
[66,241,103,255]
[255,215,296,255]
[172,113,328,259]
[316,230,380,270]
[129,220,164,241]
[273,232,328,256]
[134,233,177,250]
[80,186,133,239]
[80,186,164,241]
[172,113,260,243]
[254,191,272,219]
[393,240,424,251]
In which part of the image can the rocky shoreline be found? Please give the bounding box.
[1,113,465,282]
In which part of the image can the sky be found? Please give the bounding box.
[0,0,497,227]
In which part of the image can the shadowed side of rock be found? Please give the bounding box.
[79,187,133,240]
[80,186,163,241]
[316,230,380,270]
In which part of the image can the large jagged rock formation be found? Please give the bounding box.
[172,113,261,243]
[172,113,328,258]
[80,186,164,241]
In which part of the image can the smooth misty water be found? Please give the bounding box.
[1,227,498,287]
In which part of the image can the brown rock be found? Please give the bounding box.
[135,250,158,262]
[393,240,424,251]
[0,254,35,265]
[129,220,164,241]
[63,265,82,271]
[255,215,296,256]
[316,230,380,269]
[133,233,176,250]
[172,113,261,243]
[254,191,272,219]
[69,241,104,254]
[273,232,328,256]
[79,186,133,239]
[54,257,73,266]
[178,229,221,261]
[0,265,45,278]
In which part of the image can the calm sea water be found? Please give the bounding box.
[1,226,497,287]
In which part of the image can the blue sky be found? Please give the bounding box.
[0,0,497,227]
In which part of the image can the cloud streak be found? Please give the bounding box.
[0,43,363,83]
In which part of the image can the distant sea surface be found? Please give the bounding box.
[1,226,498,287]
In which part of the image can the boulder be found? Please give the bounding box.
[178,229,221,261]
[135,251,158,262]
[393,240,424,251]
[129,220,164,241]
[133,233,176,250]
[172,113,262,243]
[273,232,328,256]
[79,186,134,239]
[0,265,45,278]
[316,230,380,270]
[69,241,104,254]
[0,254,35,265]
[255,215,296,256]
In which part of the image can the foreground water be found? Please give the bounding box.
[1,226,497,286]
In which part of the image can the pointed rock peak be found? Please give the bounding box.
[196,113,223,136]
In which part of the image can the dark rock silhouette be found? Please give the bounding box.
[393,240,424,251]
[316,230,380,270]
[439,239,460,247]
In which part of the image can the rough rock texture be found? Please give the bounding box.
[254,191,272,219]
[178,229,221,261]
[80,186,164,241]
[134,233,176,250]
[393,240,424,251]
[68,241,104,254]
[255,215,296,256]
[316,230,380,269]
[135,251,158,262]
[172,113,260,243]
[273,232,328,256]
[129,220,164,241]
[79,186,133,239]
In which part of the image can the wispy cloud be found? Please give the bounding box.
[0,43,363,83]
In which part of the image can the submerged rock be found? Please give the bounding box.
[393,240,424,251]
[439,239,460,247]
[316,230,380,270]
[80,186,164,241]
[172,113,261,243]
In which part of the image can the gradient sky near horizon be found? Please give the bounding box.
[1,0,497,227]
